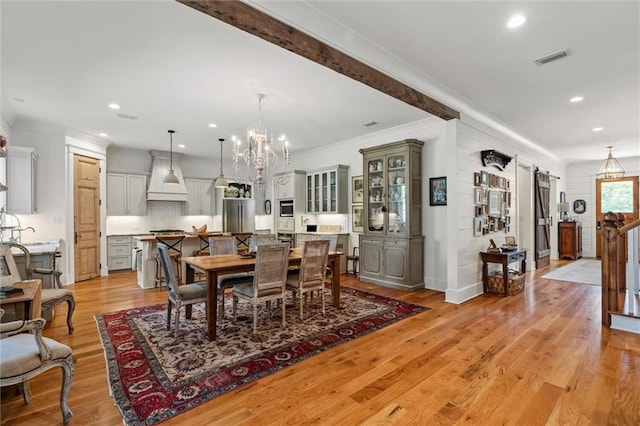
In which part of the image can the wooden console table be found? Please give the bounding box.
[0,279,42,322]
[480,249,527,296]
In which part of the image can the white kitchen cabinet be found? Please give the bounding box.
[274,170,305,200]
[306,165,349,214]
[107,173,147,216]
[107,235,132,271]
[185,178,214,215]
[7,146,37,214]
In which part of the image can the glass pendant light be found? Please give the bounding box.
[596,146,625,179]
[163,130,180,184]
[215,138,229,188]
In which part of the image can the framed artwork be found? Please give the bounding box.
[264,199,272,215]
[352,175,364,203]
[573,199,586,214]
[474,188,483,205]
[488,191,500,216]
[480,171,489,186]
[429,176,447,206]
[474,172,481,186]
[473,217,483,237]
[352,204,364,233]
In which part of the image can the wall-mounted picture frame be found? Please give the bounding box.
[352,204,364,233]
[489,191,501,216]
[480,171,489,186]
[264,199,272,215]
[474,172,481,186]
[573,199,586,214]
[474,188,483,205]
[352,175,364,204]
[429,176,447,206]
[473,217,483,237]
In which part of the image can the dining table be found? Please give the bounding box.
[181,247,342,341]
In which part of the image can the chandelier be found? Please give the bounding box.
[596,146,625,179]
[232,93,290,185]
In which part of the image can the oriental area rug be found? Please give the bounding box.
[95,287,428,425]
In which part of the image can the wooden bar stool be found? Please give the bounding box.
[346,246,359,276]
[155,235,185,287]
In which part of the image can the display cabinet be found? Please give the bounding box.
[306,165,349,214]
[359,139,424,291]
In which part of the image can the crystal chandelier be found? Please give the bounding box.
[596,146,625,179]
[232,93,290,185]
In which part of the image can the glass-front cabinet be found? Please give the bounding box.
[359,139,424,291]
[306,165,349,214]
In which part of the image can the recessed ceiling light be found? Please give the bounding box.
[570,96,584,103]
[99,132,108,137]
[592,127,604,132]
[178,144,185,149]
[208,123,218,128]
[108,103,120,110]
[507,15,527,28]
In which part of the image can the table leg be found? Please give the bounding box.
[331,256,341,308]
[482,261,488,293]
[184,264,194,319]
[503,262,509,297]
[206,270,218,341]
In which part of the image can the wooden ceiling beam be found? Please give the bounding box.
[178,0,460,121]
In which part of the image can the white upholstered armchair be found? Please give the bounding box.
[0,310,74,423]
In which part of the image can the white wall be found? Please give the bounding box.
[566,156,640,257]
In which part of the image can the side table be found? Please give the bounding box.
[480,249,527,296]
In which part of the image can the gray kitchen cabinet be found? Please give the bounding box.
[274,170,305,200]
[306,165,349,214]
[359,139,424,291]
[185,178,215,215]
[7,146,37,214]
[107,235,132,271]
[107,173,147,216]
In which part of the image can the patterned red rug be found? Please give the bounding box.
[95,287,428,425]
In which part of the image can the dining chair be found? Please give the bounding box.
[250,233,277,249]
[317,234,338,292]
[286,239,330,319]
[158,243,207,336]
[6,243,75,334]
[0,310,74,423]
[232,243,290,334]
[346,246,359,276]
[208,236,253,320]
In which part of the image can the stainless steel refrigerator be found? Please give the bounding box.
[222,198,255,233]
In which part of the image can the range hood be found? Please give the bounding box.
[146,150,188,201]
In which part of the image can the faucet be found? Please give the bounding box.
[0,207,35,244]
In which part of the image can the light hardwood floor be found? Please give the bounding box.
[2,261,639,425]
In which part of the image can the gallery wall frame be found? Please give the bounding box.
[429,176,447,206]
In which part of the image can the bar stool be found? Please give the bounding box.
[155,235,185,287]
[346,246,359,276]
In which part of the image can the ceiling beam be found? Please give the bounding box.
[178,0,460,121]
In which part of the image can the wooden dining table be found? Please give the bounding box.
[181,247,342,341]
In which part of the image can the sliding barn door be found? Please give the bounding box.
[535,170,551,268]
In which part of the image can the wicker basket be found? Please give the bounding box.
[487,270,526,296]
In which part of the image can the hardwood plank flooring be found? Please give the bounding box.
[2,262,639,425]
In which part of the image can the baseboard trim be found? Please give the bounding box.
[445,282,483,304]
[610,314,640,334]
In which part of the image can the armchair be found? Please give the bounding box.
[8,243,75,334]
[0,309,74,423]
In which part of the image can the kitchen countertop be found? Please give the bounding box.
[11,240,61,255]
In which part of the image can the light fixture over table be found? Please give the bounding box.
[232,93,290,185]
[163,129,180,185]
[215,138,229,188]
[596,146,625,179]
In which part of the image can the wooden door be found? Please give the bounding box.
[534,170,551,268]
[595,176,639,257]
[74,155,101,281]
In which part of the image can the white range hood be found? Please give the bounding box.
[146,150,188,201]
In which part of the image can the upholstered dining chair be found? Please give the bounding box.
[158,243,207,336]
[208,236,253,320]
[232,243,290,334]
[286,239,330,319]
[7,243,75,334]
[0,309,74,423]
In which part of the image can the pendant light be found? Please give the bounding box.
[215,138,229,188]
[596,146,625,179]
[163,130,180,185]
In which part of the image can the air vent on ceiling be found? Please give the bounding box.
[534,49,570,66]
[117,112,139,120]
[363,121,378,127]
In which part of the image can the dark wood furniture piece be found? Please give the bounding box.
[480,249,527,297]
[558,221,582,260]
[182,248,342,341]
[0,280,42,322]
